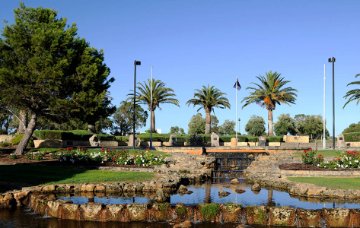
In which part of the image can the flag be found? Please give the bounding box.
[233,79,241,90]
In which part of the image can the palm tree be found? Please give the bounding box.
[187,85,230,134]
[134,78,179,132]
[242,71,297,136]
[344,74,360,107]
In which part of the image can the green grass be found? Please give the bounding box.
[294,150,343,159]
[0,164,154,187]
[288,177,360,189]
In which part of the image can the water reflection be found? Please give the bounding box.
[57,179,360,210]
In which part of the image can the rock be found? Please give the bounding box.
[42,185,56,192]
[13,191,30,206]
[251,183,261,191]
[94,185,106,192]
[173,220,192,228]
[235,188,246,194]
[80,203,103,221]
[155,189,168,203]
[218,191,231,198]
[268,207,296,226]
[178,185,188,194]
[230,178,240,184]
[127,204,147,221]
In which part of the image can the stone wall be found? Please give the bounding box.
[283,135,309,143]
[24,196,360,227]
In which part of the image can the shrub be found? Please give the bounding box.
[187,134,207,146]
[267,136,283,142]
[199,203,220,221]
[0,142,11,147]
[115,136,129,142]
[247,136,259,142]
[219,135,233,142]
[9,154,17,160]
[175,204,188,218]
[11,134,24,145]
[344,132,360,142]
[138,133,170,142]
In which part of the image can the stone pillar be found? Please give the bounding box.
[169,134,176,146]
[211,132,219,147]
[128,134,137,147]
[230,138,238,148]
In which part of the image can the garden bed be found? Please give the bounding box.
[279,163,360,171]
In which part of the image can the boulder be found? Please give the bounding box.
[235,188,246,194]
[218,191,231,198]
[178,185,189,194]
[173,220,192,228]
[230,178,240,185]
[251,183,261,192]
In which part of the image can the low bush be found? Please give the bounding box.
[115,136,129,142]
[34,130,117,141]
[199,203,220,221]
[186,134,210,146]
[247,136,259,142]
[138,133,170,142]
[11,134,24,145]
[267,136,283,142]
[301,148,323,165]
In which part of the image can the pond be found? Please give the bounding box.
[57,178,360,210]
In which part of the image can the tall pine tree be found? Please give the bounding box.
[0,4,115,154]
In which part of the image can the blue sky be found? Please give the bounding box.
[1,0,359,135]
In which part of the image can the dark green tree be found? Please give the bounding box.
[343,122,360,134]
[344,74,360,107]
[0,5,114,154]
[169,126,185,135]
[131,78,179,133]
[112,101,148,136]
[274,114,297,136]
[188,113,206,135]
[218,120,236,135]
[245,115,266,136]
[242,71,297,136]
[294,114,328,140]
[187,85,230,134]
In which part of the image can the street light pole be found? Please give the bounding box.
[133,60,141,149]
[328,57,336,150]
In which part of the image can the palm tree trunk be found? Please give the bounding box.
[205,110,211,134]
[268,109,274,136]
[15,113,37,155]
[151,110,156,133]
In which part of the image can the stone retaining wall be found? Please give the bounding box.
[24,195,360,227]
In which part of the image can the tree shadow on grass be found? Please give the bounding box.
[0,161,95,193]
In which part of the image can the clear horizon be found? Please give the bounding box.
[1,0,359,136]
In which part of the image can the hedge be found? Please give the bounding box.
[33,130,116,141]
[344,132,360,142]
[115,136,129,142]
[138,133,170,142]
[267,136,284,142]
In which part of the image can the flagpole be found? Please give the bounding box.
[150,66,153,149]
[323,64,326,149]
[235,78,238,142]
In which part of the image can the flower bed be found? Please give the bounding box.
[300,149,360,170]
[55,147,167,167]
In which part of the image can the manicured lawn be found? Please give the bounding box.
[0,164,154,186]
[288,177,360,189]
[294,150,343,159]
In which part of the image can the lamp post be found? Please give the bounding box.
[133,60,141,149]
[328,57,336,150]
[238,118,241,135]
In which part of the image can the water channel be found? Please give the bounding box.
[1,151,360,227]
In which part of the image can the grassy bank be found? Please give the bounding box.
[288,177,360,189]
[0,164,154,186]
